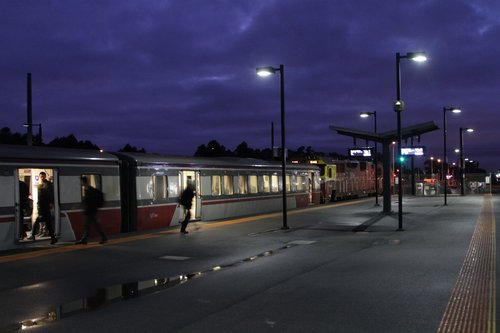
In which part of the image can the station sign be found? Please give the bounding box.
[401,146,425,156]
[348,147,373,157]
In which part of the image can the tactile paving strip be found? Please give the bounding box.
[437,195,496,333]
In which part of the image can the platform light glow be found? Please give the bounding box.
[256,67,277,77]
[409,53,427,62]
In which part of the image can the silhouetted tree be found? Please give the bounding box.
[234,141,253,157]
[47,134,100,150]
[0,127,27,145]
[194,140,232,157]
[119,144,146,153]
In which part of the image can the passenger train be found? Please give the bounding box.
[303,157,382,203]
[0,145,321,251]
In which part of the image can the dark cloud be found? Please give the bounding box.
[1,0,499,170]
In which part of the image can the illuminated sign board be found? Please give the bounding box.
[401,147,425,156]
[348,148,373,157]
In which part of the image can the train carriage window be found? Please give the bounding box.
[287,174,292,192]
[297,176,307,192]
[152,175,168,200]
[319,165,326,177]
[248,175,258,194]
[212,175,222,196]
[239,175,248,194]
[223,175,234,195]
[262,175,271,193]
[168,176,179,198]
[271,174,279,193]
[81,174,102,197]
[201,176,211,196]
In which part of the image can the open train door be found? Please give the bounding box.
[16,168,60,243]
[180,170,201,221]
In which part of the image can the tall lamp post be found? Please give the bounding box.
[256,64,288,229]
[23,123,42,145]
[395,52,427,230]
[430,157,434,178]
[459,127,474,196]
[443,107,461,205]
[360,111,379,206]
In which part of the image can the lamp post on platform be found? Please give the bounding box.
[442,107,461,205]
[395,52,427,230]
[23,123,42,145]
[360,111,379,206]
[256,64,288,229]
[430,157,434,178]
[459,127,474,196]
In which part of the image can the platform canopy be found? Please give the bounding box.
[329,121,439,143]
[329,121,440,214]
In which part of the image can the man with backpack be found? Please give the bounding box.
[76,176,107,244]
[179,183,195,234]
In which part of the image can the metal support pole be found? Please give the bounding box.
[373,112,379,206]
[382,141,392,213]
[443,108,448,204]
[411,137,415,196]
[460,128,465,196]
[27,73,33,146]
[279,65,288,229]
[396,53,404,230]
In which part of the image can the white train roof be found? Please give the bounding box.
[114,152,318,171]
[0,144,119,163]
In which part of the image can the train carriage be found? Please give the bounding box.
[0,144,122,251]
[307,157,380,202]
[0,145,321,250]
[115,153,321,232]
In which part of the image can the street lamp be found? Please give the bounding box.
[430,157,434,178]
[395,51,427,230]
[23,123,42,145]
[459,127,474,196]
[360,111,379,206]
[437,159,442,181]
[442,107,461,205]
[256,64,288,229]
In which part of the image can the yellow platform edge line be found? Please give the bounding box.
[0,199,371,264]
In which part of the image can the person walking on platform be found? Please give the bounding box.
[28,172,57,244]
[179,183,195,234]
[76,176,107,244]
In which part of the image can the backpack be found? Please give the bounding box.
[88,187,104,208]
[95,188,104,208]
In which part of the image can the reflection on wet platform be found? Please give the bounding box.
[8,240,314,331]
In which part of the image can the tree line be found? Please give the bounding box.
[194,139,346,161]
[0,127,145,152]
[0,127,345,159]
[0,127,487,173]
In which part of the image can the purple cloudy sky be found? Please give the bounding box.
[1,1,499,171]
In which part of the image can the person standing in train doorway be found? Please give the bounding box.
[28,172,57,244]
[76,176,107,244]
[179,183,195,234]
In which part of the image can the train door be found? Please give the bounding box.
[16,168,59,243]
[180,170,201,220]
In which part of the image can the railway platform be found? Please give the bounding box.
[0,194,497,332]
